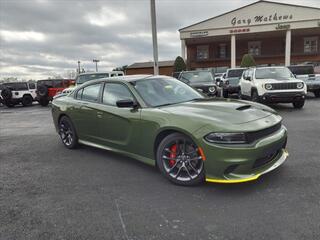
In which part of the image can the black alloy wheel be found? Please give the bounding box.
[292,100,305,109]
[58,116,78,149]
[22,95,33,107]
[156,133,205,186]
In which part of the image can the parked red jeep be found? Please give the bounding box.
[36,79,75,106]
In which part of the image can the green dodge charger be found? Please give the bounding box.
[51,75,288,185]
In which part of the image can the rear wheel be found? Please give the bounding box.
[222,90,228,98]
[292,100,305,109]
[22,95,33,107]
[39,98,49,106]
[4,100,14,108]
[156,133,205,186]
[314,90,320,98]
[58,116,78,149]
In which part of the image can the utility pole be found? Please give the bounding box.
[93,59,100,72]
[77,61,81,74]
[150,0,159,75]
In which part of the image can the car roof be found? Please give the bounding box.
[252,66,288,69]
[78,71,124,76]
[78,75,173,86]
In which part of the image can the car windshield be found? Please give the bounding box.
[180,71,213,83]
[288,66,314,75]
[255,67,294,80]
[134,77,204,107]
[227,69,245,78]
[77,73,109,84]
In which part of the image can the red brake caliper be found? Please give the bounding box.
[169,144,177,167]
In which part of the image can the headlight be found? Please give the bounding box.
[204,132,247,144]
[208,86,216,93]
[265,84,273,90]
[225,80,229,85]
[297,82,304,89]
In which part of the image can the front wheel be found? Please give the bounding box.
[251,90,259,102]
[292,100,305,109]
[58,116,78,149]
[156,133,205,186]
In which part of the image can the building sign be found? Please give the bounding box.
[229,28,250,34]
[231,13,293,26]
[275,24,290,30]
[190,31,209,37]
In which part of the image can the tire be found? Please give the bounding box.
[21,95,33,107]
[1,88,12,100]
[58,116,78,149]
[292,100,305,109]
[222,90,229,98]
[37,85,48,97]
[156,133,205,186]
[251,89,259,102]
[4,100,14,108]
[314,90,320,98]
[39,98,49,106]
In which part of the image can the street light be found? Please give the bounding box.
[150,0,159,75]
[93,59,100,72]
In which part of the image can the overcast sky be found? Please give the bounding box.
[0,0,318,79]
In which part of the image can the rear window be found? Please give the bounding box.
[28,82,36,89]
[53,80,64,88]
[4,82,28,91]
[227,69,245,78]
[38,80,53,87]
[77,73,109,84]
[288,66,314,75]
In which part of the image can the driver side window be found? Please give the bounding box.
[102,83,134,106]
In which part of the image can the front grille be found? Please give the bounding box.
[270,82,297,90]
[246,122,282,143]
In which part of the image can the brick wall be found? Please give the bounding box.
[126,66,174,76]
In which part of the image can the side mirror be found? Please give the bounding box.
[116,99,137,108]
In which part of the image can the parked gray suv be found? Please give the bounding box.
[288,65,320,97]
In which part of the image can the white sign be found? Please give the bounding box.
[190,31,209,37]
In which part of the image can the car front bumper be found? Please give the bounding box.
[260,91,306,103]
[199,125,288,183]
[223,85,240,94]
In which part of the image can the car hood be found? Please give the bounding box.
[258,78,304,83]
[189,81,215,87]
[160,99,276,125]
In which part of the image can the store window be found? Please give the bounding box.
[197,45,209,60]
[219,44,227,58]
[248,41,261,56]
[304,37,318,53]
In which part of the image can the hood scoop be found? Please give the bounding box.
[236,105,252,111]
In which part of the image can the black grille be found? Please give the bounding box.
[270,82,298,90]
[246,122,282,143]
[252,150,280,169]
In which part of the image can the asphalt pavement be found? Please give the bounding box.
[0,97,319,240]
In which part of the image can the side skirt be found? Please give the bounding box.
[78,139,156,166]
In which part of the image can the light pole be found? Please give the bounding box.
[77,61,81,74]
[93,59,100,72]
[150,0,159,75]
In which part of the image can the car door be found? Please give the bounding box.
[97,82,141,153]
[70,83,103,142]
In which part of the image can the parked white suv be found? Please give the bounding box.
[240,67,307,109]
[0,81,37,107]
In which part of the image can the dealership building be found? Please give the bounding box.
[179,0,320,69]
